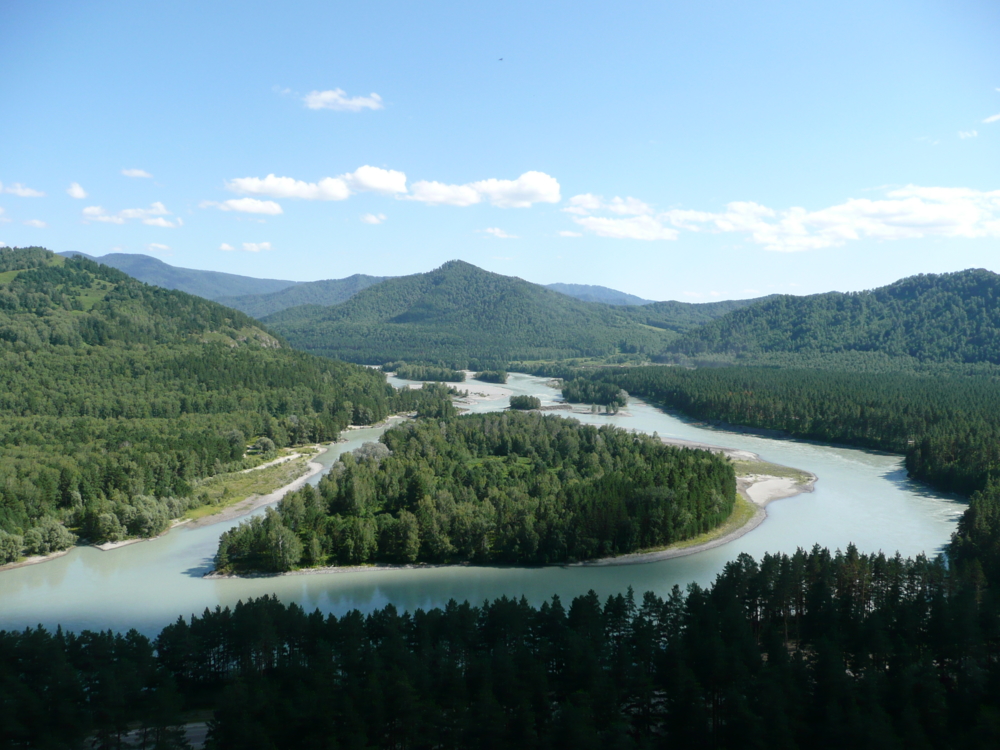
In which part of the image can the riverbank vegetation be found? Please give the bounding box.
[587,366,1000,497]
[475,369,508,383]
[509,395,541,410]
[382,361,465,382]
[215,412,736,572]
[0,247,455,562]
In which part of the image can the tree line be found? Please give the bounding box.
[216,412,736,572]
[6,480,1000,748]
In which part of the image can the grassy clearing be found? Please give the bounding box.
[183,448,318,521]
[732,459,813,485]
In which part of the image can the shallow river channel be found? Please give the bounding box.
[0,373,966,636]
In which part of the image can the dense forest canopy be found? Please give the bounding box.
[0,247,452,561]
[8,480,1000,748]
[382,361,466,382]
[262,260,676,367]
[216,412,736,571]
[665,269,1000,367]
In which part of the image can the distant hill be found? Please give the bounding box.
[59,251,298,300]
[217,274,390,318]
[543,283,653,306]
[263,260,677,367]
[668,269,1000,366]
[622,297,777,335]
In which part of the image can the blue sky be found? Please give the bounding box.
[1,0,998,301]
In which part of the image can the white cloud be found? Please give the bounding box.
[23,219,46,228]
[573,215,678,241]
[201,198,284,215]
[221,242,272,252]
[558,230,582,237]
[226,166,406,201]
[82,201,178,227]
[146,243,170,253]
[122,168,152,178]
[408,181,482,206]
[67,182,88,199]
[484,227,518,239]
[565,194,651,216]
[2,182,45,197]
[655,185,1000,252]
[343,166,407,194]
[226,174,350,201]
[983,113,1000,124]
[959,130,978,139]
[360,213,387,224]
[410,171,560,208]
[470,171,561,208]
[143,217,181,228]
[303,88,383,112]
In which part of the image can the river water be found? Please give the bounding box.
[0,373,966,636]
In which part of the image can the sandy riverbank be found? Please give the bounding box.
[208,436,817,579]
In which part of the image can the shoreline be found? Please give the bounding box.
[207,439,817,579]
[0,441,343,571]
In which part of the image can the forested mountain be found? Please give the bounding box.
[216,273,389,318]
[543,282,653,306]
[0,247,450,561]
[666,269,1000,366]
[263,260,677,367]
[59,251,298,299]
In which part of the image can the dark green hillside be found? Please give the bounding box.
[622,295,777,335]
[264,260,675,367]
[668,269,1000,366]
[0,247,449,560]
[544,282,653,305]
[59,251,298,299]
[217,273,389,318]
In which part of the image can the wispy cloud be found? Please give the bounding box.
[0,208,9,224]
[23,219,46,228]
[303,88,383,112]
[146,243,170,254]
[409,171,560,208]
[82,201,181,227]
[959,130,978,139]
[484,227,518,239]
[660,186,1000,252]
[564,194,651,216]
[221,242,272,252]
[122,169,152,178]
[559,230,582,237]
[201,198,283,215]
[983,113,1000,124]
[568,185,1000,251]
[1,182,45,197]
[67,182,88,199]
[361,213,387,224]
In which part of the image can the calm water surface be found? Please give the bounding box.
[0,373,965,635]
